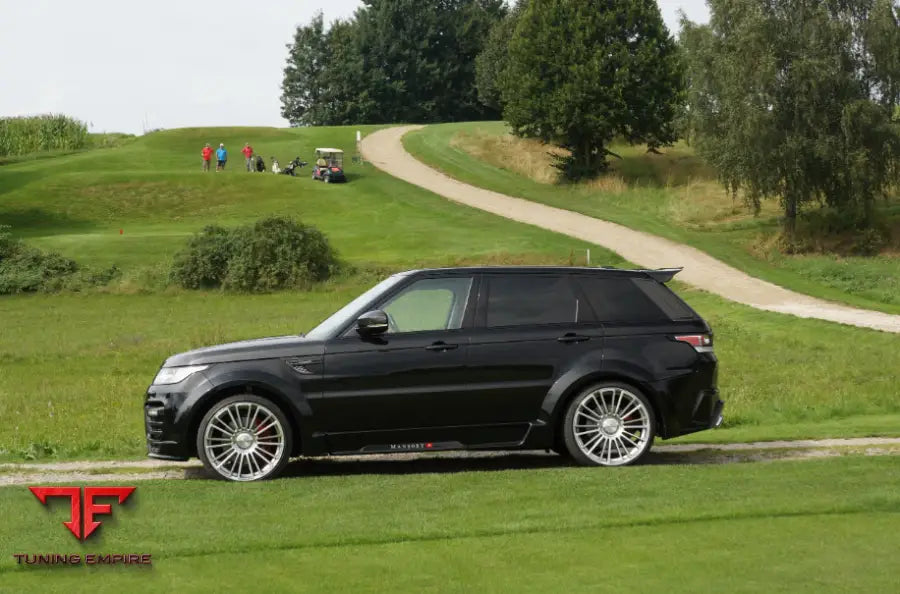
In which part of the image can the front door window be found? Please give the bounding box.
[381,277,474,333]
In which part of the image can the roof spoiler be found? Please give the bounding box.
[641,268,682,283]
[596,266,682,282]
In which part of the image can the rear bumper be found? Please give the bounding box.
[670,388,724,437]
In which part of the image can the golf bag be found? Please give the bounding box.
[271,158,280,174]
[281,157,307,176]
[255,155,266,172]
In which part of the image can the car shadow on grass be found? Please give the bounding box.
[182,449,775,481]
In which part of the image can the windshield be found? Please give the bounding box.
[304,273,410,340]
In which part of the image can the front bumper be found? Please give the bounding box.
[144,372,214,461]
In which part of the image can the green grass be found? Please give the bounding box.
[1,124,898,462]
[403,122,900,314]
[1,281,898,461]
[2,125,606,278]
[0,455,898,592]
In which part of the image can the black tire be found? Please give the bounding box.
[196,394,293,481]
[562,382,655,467]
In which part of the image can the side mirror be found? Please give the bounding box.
[356,310,389,335]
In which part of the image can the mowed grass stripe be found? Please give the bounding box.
[0,456,898,591]
[1,455,897,556]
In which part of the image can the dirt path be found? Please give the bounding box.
[361,126,900,333]
[2,438,898,486]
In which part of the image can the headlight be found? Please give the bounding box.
[152,365,208,386]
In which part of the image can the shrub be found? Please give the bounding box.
[169,225,236,289]
[0,226,118,294]
[852,227,889,256]
[87,132,136,149]
[170,217,340,292]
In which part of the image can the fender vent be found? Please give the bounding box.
[285,357,321,375]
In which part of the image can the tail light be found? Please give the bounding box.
[674,334,713,352]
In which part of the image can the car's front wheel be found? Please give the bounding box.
[562,383,655,467]
[196,394,293,481]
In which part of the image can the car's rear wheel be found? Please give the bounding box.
[196,394,293,481]
[562,383,655,467]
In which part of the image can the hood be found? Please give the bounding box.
[163,335,324,367]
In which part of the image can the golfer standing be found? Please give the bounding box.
[242,143,254,172]
[201,143,213,171]
[216,143,227,171]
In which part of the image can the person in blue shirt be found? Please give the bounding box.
[215,143,227,171]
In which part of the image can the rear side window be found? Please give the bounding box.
[632,278,696,320]
[576,277,693,323]
[485,275,582,327]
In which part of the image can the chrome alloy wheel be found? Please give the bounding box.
[202,402,286,481]
[572,386,651,466]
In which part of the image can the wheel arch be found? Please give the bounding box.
[186,382,303,457]
[548,372,667,447]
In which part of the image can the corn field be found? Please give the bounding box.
[0,114,88,157]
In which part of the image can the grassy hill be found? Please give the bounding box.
[404,122,900,314]
[2,125,600,282]
[0,125,898,462]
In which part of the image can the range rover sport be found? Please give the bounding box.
[145,266,723,481]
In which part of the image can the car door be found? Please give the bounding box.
[465,274,604,429]
[315,274,478,452]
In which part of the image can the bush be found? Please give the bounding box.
[87,132,136,149]
[170,217,340,292]
[169,225,236,289]
[0,226,118,294]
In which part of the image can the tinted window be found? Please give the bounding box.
[632,278,696,320]
[576,277,669,322]
[382,277,473,333]
[485,275,581,327]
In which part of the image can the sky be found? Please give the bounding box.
[0,0,710,135]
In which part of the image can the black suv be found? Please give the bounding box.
[145,267,723,481]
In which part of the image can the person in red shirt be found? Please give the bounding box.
[201,143,213,171]
[242,143,254,172]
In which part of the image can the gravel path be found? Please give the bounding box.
[2,438,898,486]
[361,126,900,333]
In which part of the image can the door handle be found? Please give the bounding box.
[557,333,590,344]
[425,341,458,351]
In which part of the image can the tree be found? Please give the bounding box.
[280,12,328,126]
[318,19,370,125]
[499,0,684,180]
[281,1,505,126]
[475,1,523,112]
[352,0,505,123]
[681,0,900,235]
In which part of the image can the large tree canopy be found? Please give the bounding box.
[280,1,505,126]
[475,1,523,113]
[681,0,900,234]
[499,0,684,180]
[280,12,329,126]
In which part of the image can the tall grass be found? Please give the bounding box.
[0,114,88,157]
